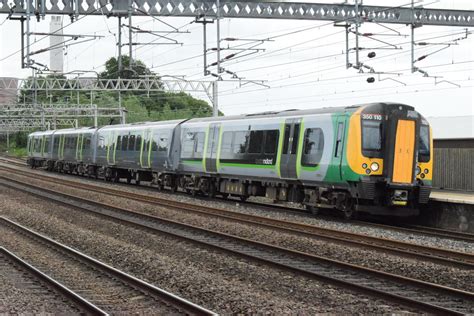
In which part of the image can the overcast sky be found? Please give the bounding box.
[0,0,473,120]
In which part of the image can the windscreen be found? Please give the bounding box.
[362,119,383,158]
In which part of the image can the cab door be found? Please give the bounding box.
[280,118,301,179]
[333,116,346,181]
[205,123,221,173]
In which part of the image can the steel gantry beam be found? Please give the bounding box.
[0,103,126,131]
[0,0,473,26]
[1,77,213,96]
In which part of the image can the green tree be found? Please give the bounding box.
[99,55,157,80]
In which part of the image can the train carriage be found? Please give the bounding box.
[95,120,185,183]
[26,130,54,168]
[27,102,433,218]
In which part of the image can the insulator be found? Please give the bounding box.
[366,77,375,83]
[367,52,376,58]
[417,55,427,61]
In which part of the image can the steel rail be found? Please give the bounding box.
[237,198,474,243]
[0,217,217,316]
[398,225,474,243]
[1,178,473,315]
[4,159,473,244]
[0,246,108,315]
[1,166,472,269]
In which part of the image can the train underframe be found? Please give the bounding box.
[28,158,429,219]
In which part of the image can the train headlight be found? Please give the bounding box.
[370,162,379,172]
[416,166,421,175]
[424,169,429,174]
[420,173,425,179]
[362,163,368,169]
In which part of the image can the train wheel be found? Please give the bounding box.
[240,196,248,202]
[221,193,229,200]
[342,199,356,220]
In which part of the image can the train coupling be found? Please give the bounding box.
[391,189,408,206]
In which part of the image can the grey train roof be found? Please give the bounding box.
[185,102,413,123]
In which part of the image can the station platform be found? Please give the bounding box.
[430,189,474,205]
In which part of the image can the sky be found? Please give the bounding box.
[0,0,473,120]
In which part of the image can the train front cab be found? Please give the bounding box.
[346,103,433,216]
[27,131,53,168]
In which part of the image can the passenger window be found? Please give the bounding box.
[44,138,50,152]
[221,132,233,153]
[151,132,160,152]
[182,132,195,156]
[248,130,264,154]
[233,131,248,154]
[291,124,300,155]
[302,128,324,167]
[159,137,168,152]
[282,124,291,154]
[98,136,105,150]
[53,137,60,151]
[116,136,122,151]
[264,130,279,155]
[84,136,91,150]
[128,135,136,151]
[151,139,158,151]
[194,132,205,154]
[122,135,128,151]
[135,135,142,151]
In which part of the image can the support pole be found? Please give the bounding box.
[212,81,218,117]
[94,104,98,127]
[118,17,122,74]
[203,21,207,76]
[25,0,31,67]
[121,108,126,124]
[128,0,133,67]
[354,0,360,68]
[216,0,221,75]
[21,18,25,68]
[411,0,415,73]
[213,0,221,117]
[345,24,350,69]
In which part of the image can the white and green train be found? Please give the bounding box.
[27,102,433,218]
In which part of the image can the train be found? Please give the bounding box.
[26,102,433,218]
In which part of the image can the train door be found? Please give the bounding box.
[280,118,301,179]
[333,116,346,181]
[107,131,116,165]
[141,129,152,169]
[205,123,221,173]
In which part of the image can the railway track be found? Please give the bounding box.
[0,246,106,315]
[1,159,472,244]
[0,217,216,316]
[0,157,26,167]
[1,177,473,315]
[235,199,474,243]
[1,166,473,270]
